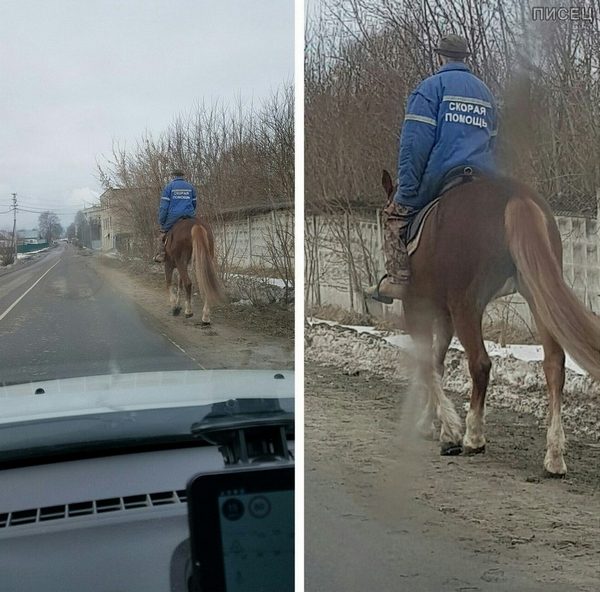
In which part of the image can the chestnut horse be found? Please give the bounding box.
[163,217,225,324]
[379,170,600,475]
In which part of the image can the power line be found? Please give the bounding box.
[16,207,80,214]
[3,192,100,218]
[17,203,85,211]
[17,193,101,210]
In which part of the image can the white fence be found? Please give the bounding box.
[305,193,600,330]
[215,209,295,283]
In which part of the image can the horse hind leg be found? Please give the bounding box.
[540,328,567,476]
[416,312,454,441]
[170,282,182,316]
[433,313,458,447]
[405,304,435,439]
[192,240,214,327]
[434,314,453,377]
[166,261,181,316]
[434,375,464,454]
[192,247,211,325]
[177,275,183,310]
[201,301,211,325]
[414,339,437,441]
[452,305,490,454]
[520,286,567,476]
[178,263,193,318]
[406,304,463,452]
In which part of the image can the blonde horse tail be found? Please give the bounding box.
[505,197,600,380]
[191,223,226,307]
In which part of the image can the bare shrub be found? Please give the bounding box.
[0,246,15,266]
[263,211,294,304]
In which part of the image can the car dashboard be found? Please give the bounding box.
[0,443,294,591]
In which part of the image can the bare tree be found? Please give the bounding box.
[74,211,90,247]
[66,223,76,241]
[38,211,63,244]
[306,0,600,214]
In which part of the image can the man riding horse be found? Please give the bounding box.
[153,168,197,263]
[364,35,600,475]
[371,34,499,302]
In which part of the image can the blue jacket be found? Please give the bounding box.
[158,177,197,231]
[394,62,498,208]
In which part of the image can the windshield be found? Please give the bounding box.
[0,1,294,457]
[0,388,294,468]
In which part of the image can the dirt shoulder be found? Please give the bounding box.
[92,254,294,370]
[306,339,600,591]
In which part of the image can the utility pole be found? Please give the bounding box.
[11,193,17,261]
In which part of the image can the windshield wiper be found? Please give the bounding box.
[191,398,294,465]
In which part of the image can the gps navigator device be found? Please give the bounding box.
[186,465,294,592]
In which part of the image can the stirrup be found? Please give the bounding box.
[369,274,394,305]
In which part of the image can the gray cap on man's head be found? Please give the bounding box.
[171,168,185,177]
[435,34,470,58]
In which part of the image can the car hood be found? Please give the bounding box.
[0,369,294,425]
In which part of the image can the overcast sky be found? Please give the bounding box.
[0,0,293,231]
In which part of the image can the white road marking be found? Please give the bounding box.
[0,258,61,322]
[162,333,206,369]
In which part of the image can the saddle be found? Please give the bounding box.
[165,216,194,243]
[407,166,481,255]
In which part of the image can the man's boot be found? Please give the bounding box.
[153,232,167,263]
[368,202,413,304]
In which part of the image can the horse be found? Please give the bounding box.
[378,170,600,476]
[163,217,225,324]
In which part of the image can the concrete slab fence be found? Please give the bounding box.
[305,191,600,332]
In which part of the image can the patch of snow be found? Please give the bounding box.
[233,299,253,306]
[450,338,585,375]
[308,318,585,375]
[16,247,49,259]
[383,334,414,349]
[229,273,289,288]
[305,321,600,441]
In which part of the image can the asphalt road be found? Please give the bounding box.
[305,464,567,592]
[0,244,199,385]
[304,365,589,592]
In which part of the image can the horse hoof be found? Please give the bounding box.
[185,312,193,318]
[172,307,181,316]
[544,456,567,477]
[440,442,463,456]
[463,444,486,455]
[543,469,566,479]
[201,321,211,326]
